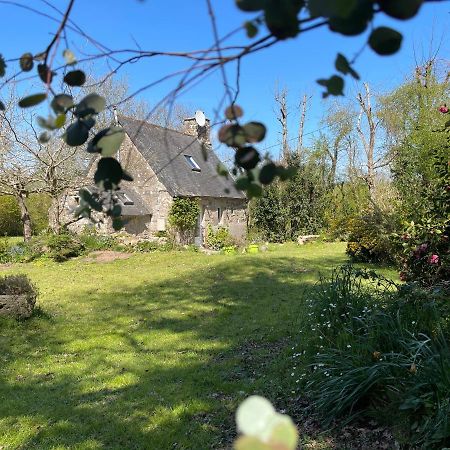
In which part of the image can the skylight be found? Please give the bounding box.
[184,155,201,172]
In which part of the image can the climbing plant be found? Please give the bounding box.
[168,197,200,232]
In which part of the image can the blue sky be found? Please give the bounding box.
[1,0,449,158]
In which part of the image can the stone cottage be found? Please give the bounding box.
[67,114,247,244]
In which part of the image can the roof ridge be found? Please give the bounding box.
[117,113,197,139]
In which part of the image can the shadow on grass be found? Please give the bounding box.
[0,251,347,449]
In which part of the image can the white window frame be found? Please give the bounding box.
[184,155,201,172]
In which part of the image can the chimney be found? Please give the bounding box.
[183,114,211,146]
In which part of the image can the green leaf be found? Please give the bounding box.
[264,0,302,39]
[64,120,90,146]
[37,116,56,130]
[54,114,66,129]
[75,93,106,118]
[51,94,74,114]
[235,176,251,190]
[235,146,260,170]
[243,122,266,143]
[217,163,229,178]
[328,0,373,36]
[245,21,259,38]
[38,132,51,143]
[445,119,450,129]
[378,0,423,20]
[247,182,263,198]
[234,436,272,450]
[19,53,34,72]
[87,126,125,157]
[317,75,344,97]
[277,165,297,181]
[369,27,403,55]
[94,157,124,190]
[0,54,6,78]
[259,162,277,184]
[18,93,47,108]
[335,53,360,80]
[64,70,86,86]
[218,124,247,147]
[37,63,54,84]
[308,0,357,18]
[63,49,77,65]
[236,0,267,12]
[225,104,244,120]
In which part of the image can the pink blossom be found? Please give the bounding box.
[428,254,439,265]
[439,105,449,114]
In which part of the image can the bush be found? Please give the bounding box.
[395,218,450,287]
[205,225,233,250]
[45,232,84,262]
[346,210,398,263]
[0,274,36,297]
[299,266,450,448]
[79,227,118,252]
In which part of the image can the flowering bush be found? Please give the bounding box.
[396,218,450,286]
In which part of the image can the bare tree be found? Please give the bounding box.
[296,93,311,158]
[356,83,388,202]
[321,101,353,185]
[274,86,289,163]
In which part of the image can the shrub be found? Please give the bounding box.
[45,232,84,262]
[300,266,450,448]
[205,225,233,250]
[0,274,36,297]
[79,227,118,251]
[346,210,399,263]
[395,218,450,287]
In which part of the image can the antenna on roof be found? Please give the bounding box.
[195,110,206,127]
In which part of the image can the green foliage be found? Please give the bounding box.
[250,155,328,242]
[78,227,118,251]
[0,196,22,236]
[301,266,450,448]
[168,197,200,231]
[205,225,234,250]
[346,211,399,263]
[44,232,84,262]
[324,182,370,240]
[0,194,51,236]
[395,218,450,286]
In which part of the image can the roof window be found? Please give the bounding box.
[184,155,201,172]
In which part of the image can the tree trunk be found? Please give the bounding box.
[49,195,62,234]
[16,193,32,241]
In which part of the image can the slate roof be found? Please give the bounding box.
[118,115,246,199]
[85,185,151,217]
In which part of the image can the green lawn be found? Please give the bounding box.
[0,242,395,449]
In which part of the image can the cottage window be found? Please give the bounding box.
[184,155,201,172]
[217,207,222,223]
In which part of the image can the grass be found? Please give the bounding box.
[0,242,396,449]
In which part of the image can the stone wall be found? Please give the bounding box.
[118,134,173,233]
[199,197,247,243]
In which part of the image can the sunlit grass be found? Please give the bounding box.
[0,242,396,449]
